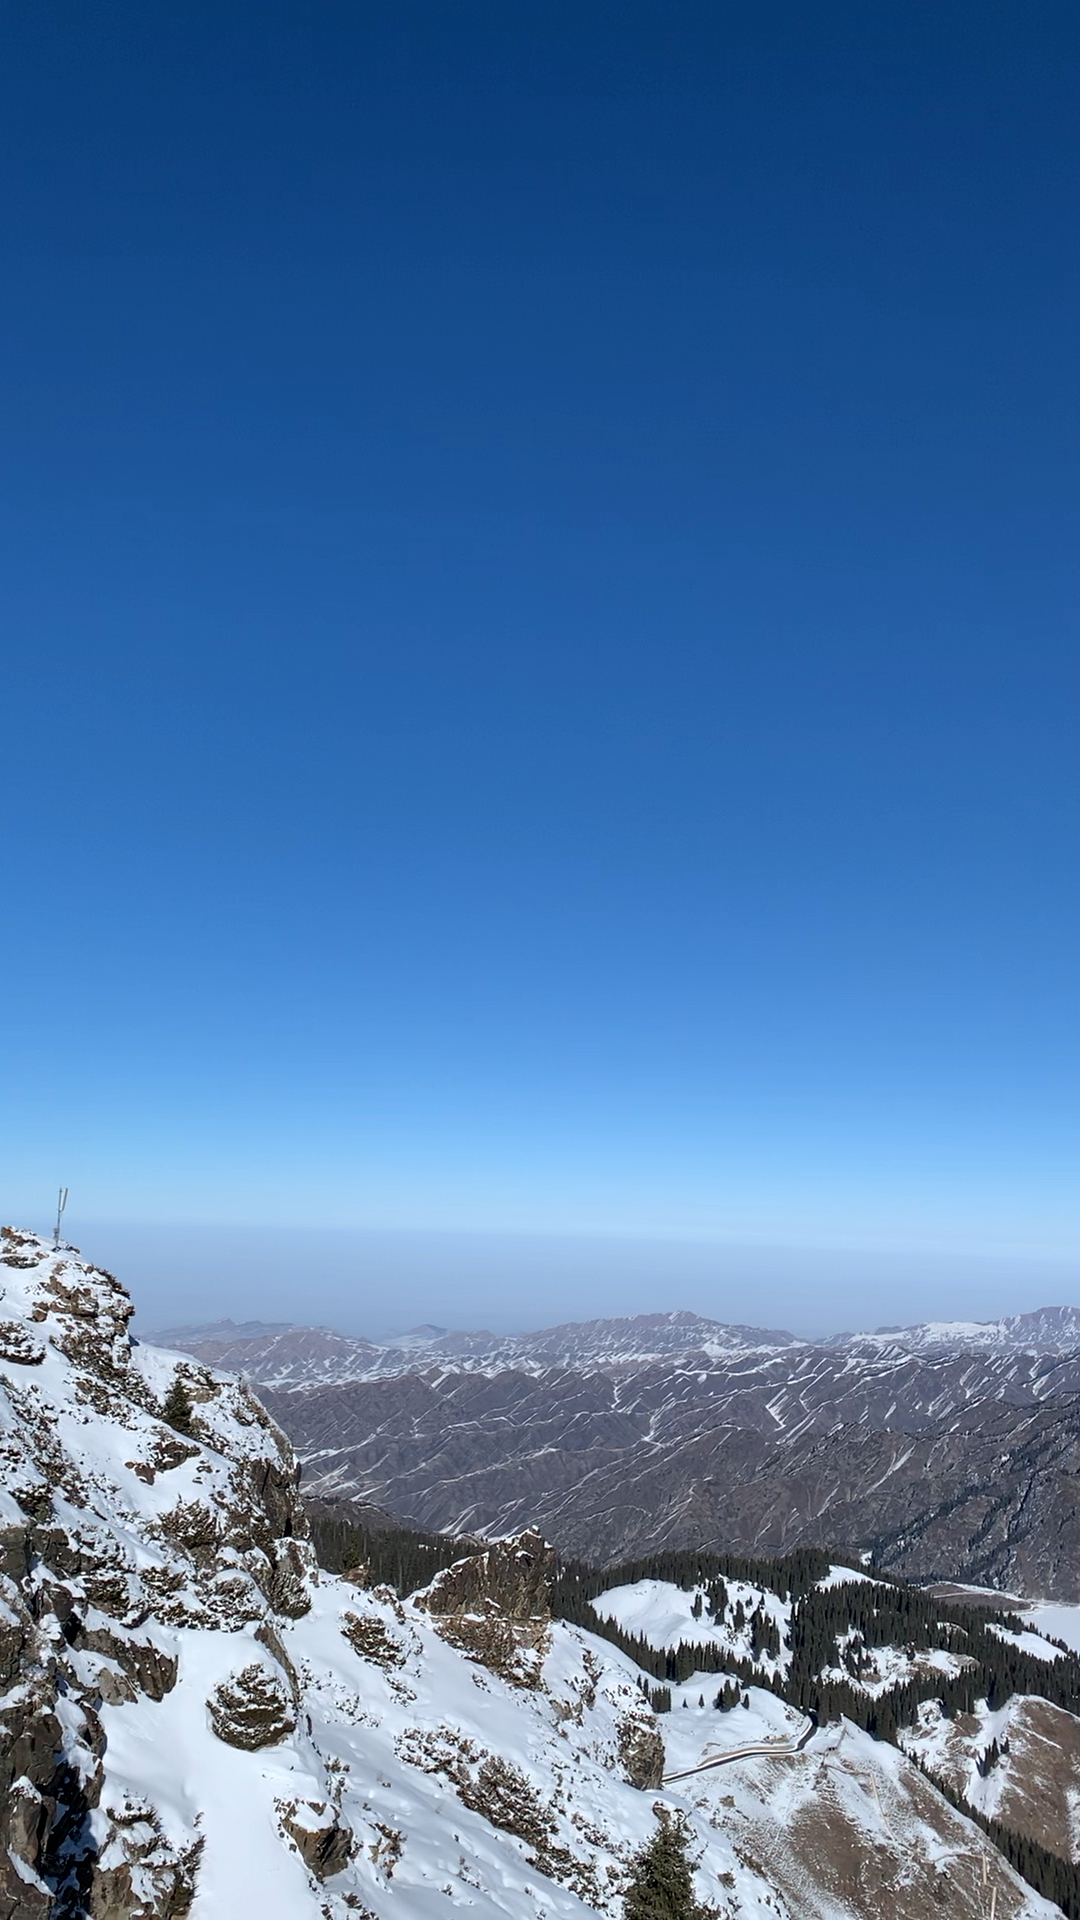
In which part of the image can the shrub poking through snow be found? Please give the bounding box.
[341,1610,407,1668]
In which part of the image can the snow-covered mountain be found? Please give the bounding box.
[580,1563,1080,1902]
[152,1302,1080,1594]
[151,1301,1080,1391]
[1,1223,1072,1920]
[863,1305,1080,1353]
[145,1316,384,1384]
[263,1343,1080,1592]
[144,1309,803,1388]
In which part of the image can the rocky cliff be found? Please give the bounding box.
[0,1225,312,1917]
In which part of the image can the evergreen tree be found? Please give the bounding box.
[162,1374,196,1437]
[623,1812,706,1920]
[306,1507,477,1595]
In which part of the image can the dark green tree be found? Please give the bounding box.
[624,1812,706,1920]
[162,1373,196,1437]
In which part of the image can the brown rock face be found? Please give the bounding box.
[415,1530,553,1688]
[0,1320,45,1364]
[418,1529,553,1621]
[208,1662,298,1751]
[86,1797,201,1920]
[278,1800,354,1879]
[617,1714,666,1790]
[76,1621,179,1702]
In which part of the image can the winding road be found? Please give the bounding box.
[663,1712,817,1783]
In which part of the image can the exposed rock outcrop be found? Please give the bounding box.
[617,1713,666,1790]
[277,1799,354,1879]
[0,1227,312,1913]
[416,1530,553,1686]
[208,1660,297,1750]
[419,1528,553,1621]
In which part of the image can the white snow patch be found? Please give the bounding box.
[1023,1603,1080,1656]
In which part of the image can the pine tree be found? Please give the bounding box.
[623,1811,706,1920]
[162,1373,196,1437]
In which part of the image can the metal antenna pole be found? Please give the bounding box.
[53,1187,68,1251]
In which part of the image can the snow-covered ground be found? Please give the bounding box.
[820,1635,973,1699]
[96,1585,790,1920]
[989,1621,1068,1661]
[817,1564,875,1590]
[661,1677,806,1757]
[1023,1603,1080,1655]
[677,1706,1063,1920]
[901,1696,1016,1818]
[591,1577,792,1676]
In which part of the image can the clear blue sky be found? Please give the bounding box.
[3,4,1078,1330]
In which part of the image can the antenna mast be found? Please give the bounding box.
[53,1187,68,1251]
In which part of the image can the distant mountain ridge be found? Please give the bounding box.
[865,1304,1080,1351]
[149,1302,1080,1595]
[148,1302,1080,1389]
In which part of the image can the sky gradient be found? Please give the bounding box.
[3,4,1079,1332]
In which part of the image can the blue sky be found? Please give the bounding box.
[3,4,1078,1331]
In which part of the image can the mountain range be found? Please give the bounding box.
[148,1301,1080,1386]
[150,1302,1080,1600]
[4,1226,1079,1920]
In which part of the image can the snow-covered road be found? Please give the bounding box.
[663,1714,817,1782]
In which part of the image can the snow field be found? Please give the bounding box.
[591,1576,792,1677]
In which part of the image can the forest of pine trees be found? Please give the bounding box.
[555,1543,1080,1917]
[306,1506,478,1594]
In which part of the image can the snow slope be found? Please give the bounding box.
[591,1578,792,1678]
[1024,1604,1080,1656]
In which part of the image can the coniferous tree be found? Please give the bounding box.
[162,1374,195,1437]
[623,1812,706,1920]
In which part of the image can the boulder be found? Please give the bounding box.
[278,1800,354,1879]
[208,1662,296,1751]
[617,1713,666,1790]
[415,1532,553,1687]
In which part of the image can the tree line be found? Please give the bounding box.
[306,1504,478,1594]
[565,1543,1080,1917]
